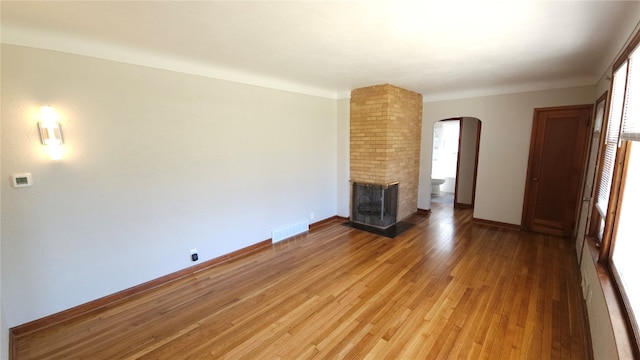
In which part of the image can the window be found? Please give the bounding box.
[595,32,640,347]
[596,62,627,220]
[611,141,640,333]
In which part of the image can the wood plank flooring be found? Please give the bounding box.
[12,204,590,359]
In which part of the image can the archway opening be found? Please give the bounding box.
[430,117,481,209]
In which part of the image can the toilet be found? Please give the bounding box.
[431,178,446,195]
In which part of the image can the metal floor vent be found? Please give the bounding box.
[272,220,309,243]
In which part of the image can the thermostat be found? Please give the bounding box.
[11,173,33,188]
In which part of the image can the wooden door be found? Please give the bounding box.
[522,105,592,237]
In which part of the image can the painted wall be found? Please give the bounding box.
[581,245,618,359]
[0,35,7,360]
[336,98,350,218]
[1,45,338,327]
[418,86,595,224]
[0,306,6,360]
[0,41,6,360]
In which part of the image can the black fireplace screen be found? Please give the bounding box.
[351,182,399,229]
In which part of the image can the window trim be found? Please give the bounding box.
[608,140,640,341]
[587,92,609,240]
[599,29,640,260]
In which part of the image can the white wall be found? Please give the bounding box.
[0,305,6,360]
[336,98,350,218]
[1,45,338,327]
[418,86,595,224]
[581,245,618,359]
[0,32,7,360]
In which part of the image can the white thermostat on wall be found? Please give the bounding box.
[11,173,33,188]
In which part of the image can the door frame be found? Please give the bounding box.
[454,117,481,209]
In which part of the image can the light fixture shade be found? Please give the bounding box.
[38,122,64,146]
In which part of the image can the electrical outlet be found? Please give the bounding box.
[190,249,198,262]
[310,212,315,220]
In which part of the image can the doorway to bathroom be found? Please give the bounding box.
[431,117,481,209]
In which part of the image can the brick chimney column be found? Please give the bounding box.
[350,84,423,221]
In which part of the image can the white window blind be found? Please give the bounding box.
[596,62,628,216]
[621,46,640,142]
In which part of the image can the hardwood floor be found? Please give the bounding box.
[12,204,590,359]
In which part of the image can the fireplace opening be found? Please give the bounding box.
[351,182,399,229]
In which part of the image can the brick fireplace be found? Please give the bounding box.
[350,84,423,226]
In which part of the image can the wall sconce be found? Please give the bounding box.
[38,106,64,160]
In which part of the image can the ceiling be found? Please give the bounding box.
[2,1,640,100]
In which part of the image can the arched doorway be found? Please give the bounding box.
[430,117,481,209]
